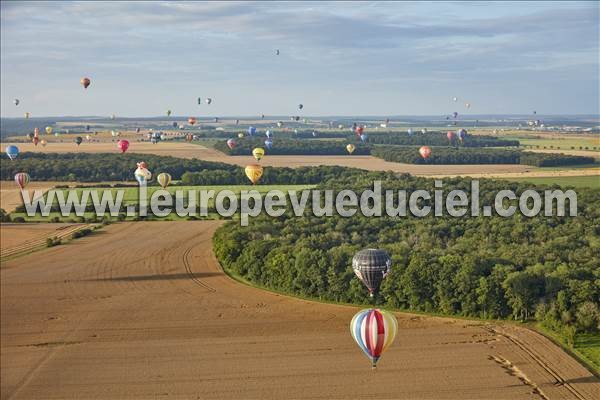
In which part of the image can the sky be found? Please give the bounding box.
[1,1,599,117]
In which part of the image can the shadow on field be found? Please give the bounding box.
[84,272,223,282]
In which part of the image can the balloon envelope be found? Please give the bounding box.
[419,146,432,159]
[264,139,273,149]
[157,172,171,189]
[350,308,398,368]
[352,249,391,296]
[245,164,264,184]
[248,126,256,136]
[81,77,91,89]
[188,117,197,125]
[346,144,355,154]
[252,147,265,161]
[5,145,19,160]
[14,172,30,190]
[227,139,236,149]
[117,140,129,153]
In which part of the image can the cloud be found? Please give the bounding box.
[1,1,598,116]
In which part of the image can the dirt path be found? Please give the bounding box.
[1,221,597,399]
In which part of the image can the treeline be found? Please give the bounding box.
[0,152,368,185]
[354,131,520,147]
[213,173,600,336]
[0,152,238,182]
[214,138,371,155]
[372,146,595,166]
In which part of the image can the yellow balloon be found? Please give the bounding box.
[45,126,53,134]
[252,147,265,161]
[41,139,47,147]
[245,164,264,184]
[157,172,172,189]
[24,112,30,119]
[346,144,355,154]
[237,133,244,138]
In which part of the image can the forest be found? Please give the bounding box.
[213,171,600,339]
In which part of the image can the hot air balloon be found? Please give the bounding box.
[236,119,240,125]
[360,134,367,142]
[135,127,141,133]
[24,112,30,119]
[214,117,219,123]
[453,97,458,102]
[34,127,40,136]
[352,249,391,297]
[41,139,47,147]
[86,134,91,141]
[197,97,202,105]
[265,130,272,138]
[172,121,178,128]
[421,128,427,134]
[227,139,236,149]
[350,308,397,369]
[167,110,172,116]
[157,172,171,189]
[81,77,91,89]
[206,98,212,105]
[186,133,193,142]
[237,133,244,138]
[275,49,280,55]
[14,99,19,106]
[298,104,303,110]
[134,165,152,186]
[453,112,458,118]
[355,126,364,136]
[447,131,455,141]
[45,126,52,135]
[248,126,256,136]
[346,144,355,154]
[252,147,265,161]
[264,139,273,149]
[75,136,83,146]
[118,140,129,153]
[277,121,283,128]
[407,128,413,136]
[465,103,470,108]
[54,132,60,137]
[14,172,30,190]
[5,145,19,160]
[245,164,263,184]
[458,128,467,142]
[33,136,39,146]
[188,117,197,125]
[419,146,432,159]
[312,131,317,137]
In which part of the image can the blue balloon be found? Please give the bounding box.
[265,139,273,149]
[265,130,272,138]
[248,126,257,136]
[360,134,368,142]
[5,145,19,160]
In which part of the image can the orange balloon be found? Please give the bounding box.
[245,164,264,184]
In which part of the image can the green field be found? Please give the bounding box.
[500,175,600,188]
[10,184,315,222]
[518,137,600,151]
[575,333,600,374]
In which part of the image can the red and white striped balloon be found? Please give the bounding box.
[350,308,397,368]
[14,172,30,190]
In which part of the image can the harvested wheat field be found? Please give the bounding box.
[1,221,597,399]
[0,181,60,214]
[0,223,94,260]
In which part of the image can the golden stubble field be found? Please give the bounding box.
[1,221,598,399]
[5,140,599,179]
